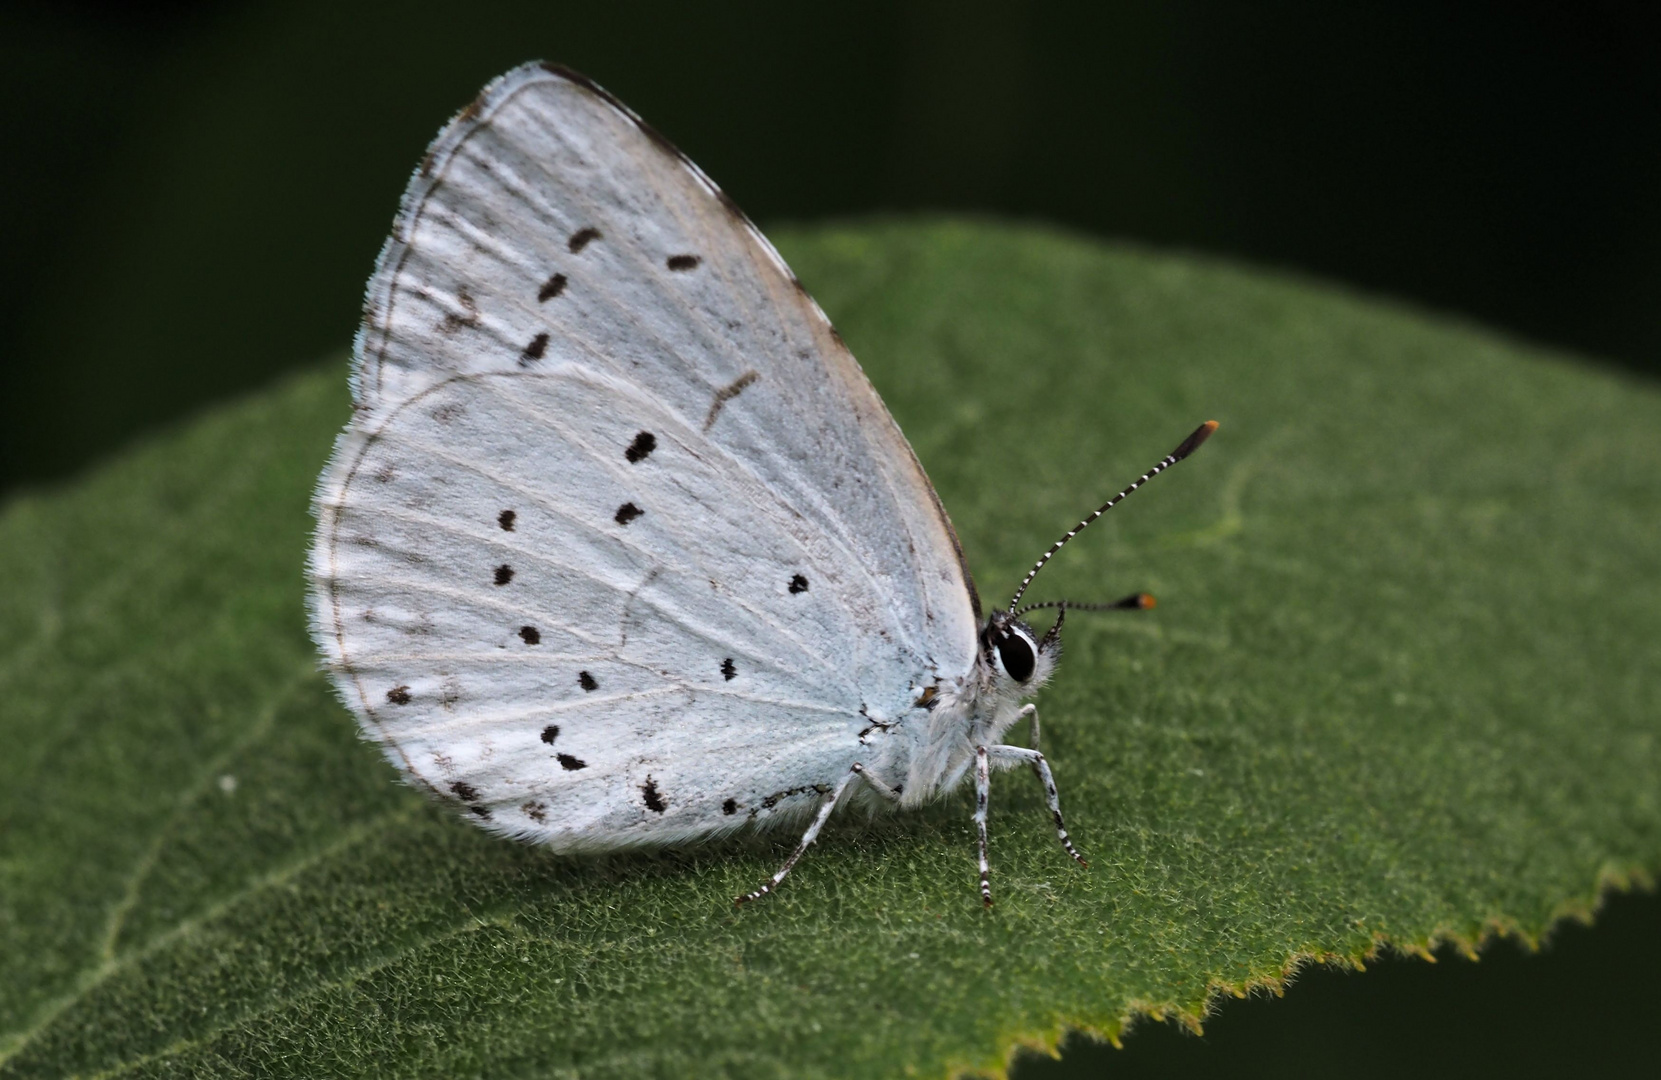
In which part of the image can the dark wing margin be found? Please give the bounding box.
[527,63,983,623]
[353,61,980,622]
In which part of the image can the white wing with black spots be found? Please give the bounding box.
[309,63,980,849]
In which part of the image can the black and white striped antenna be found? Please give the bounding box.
[1005,420,1218,614]
[1012,593,1155,619]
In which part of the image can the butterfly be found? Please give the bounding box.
[309,62,1215,907]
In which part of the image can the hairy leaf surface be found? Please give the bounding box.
[2,221,1657,1079]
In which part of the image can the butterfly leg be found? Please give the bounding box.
[1020,703,1041,751]
[851,761,903,803]
[974,745,993,907]
[735,766,861,905]
[986,743,1089,869]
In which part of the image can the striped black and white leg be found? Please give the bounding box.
[974,745,993,907]
[987,744,1088,868]
[735,765,860,905]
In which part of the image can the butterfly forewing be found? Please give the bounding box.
[312,64,977,847]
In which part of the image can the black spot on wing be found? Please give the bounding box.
[557,753,587,771]
[666,254,700,271]
[568,227,601,252]
[538,273,567,302]
[760,783,830,810]
[494,564,514,586]
[440,286,480,333]
[519,625,540,645]
[641,776,667,813]
[615,502,643,525]
[523,800,548,823]
[624,431,656,463]
[722,798,738,815]
[789,574,809,594]
[470,805,491,819]
[450,781,480,802]
[520,332,549,364]
[386,685,411,705]
[721,658,736,681]
[540,724,559,744]
[498,509,516,531]
[703,370,760,431]
[578,671,598,691]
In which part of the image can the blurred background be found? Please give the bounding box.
[2,0,1656,1073]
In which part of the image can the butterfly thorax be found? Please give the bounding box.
[883,613,1058,807]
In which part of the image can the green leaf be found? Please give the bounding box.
[2,220,1657,1079]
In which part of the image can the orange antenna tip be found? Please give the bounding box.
[1171,420,1219,462]
[1138,593,1157,609]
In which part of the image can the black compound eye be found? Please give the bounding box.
[995,630,1036,683]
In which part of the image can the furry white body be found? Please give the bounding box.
[876,640,1056,812]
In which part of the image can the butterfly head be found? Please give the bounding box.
[978,420,1218,696]
[979,609,1061,690]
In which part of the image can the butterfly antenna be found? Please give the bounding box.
[1006,421,1218,614]
[1012,593,1155,619]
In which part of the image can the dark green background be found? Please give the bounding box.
[3,1,1656,1075]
